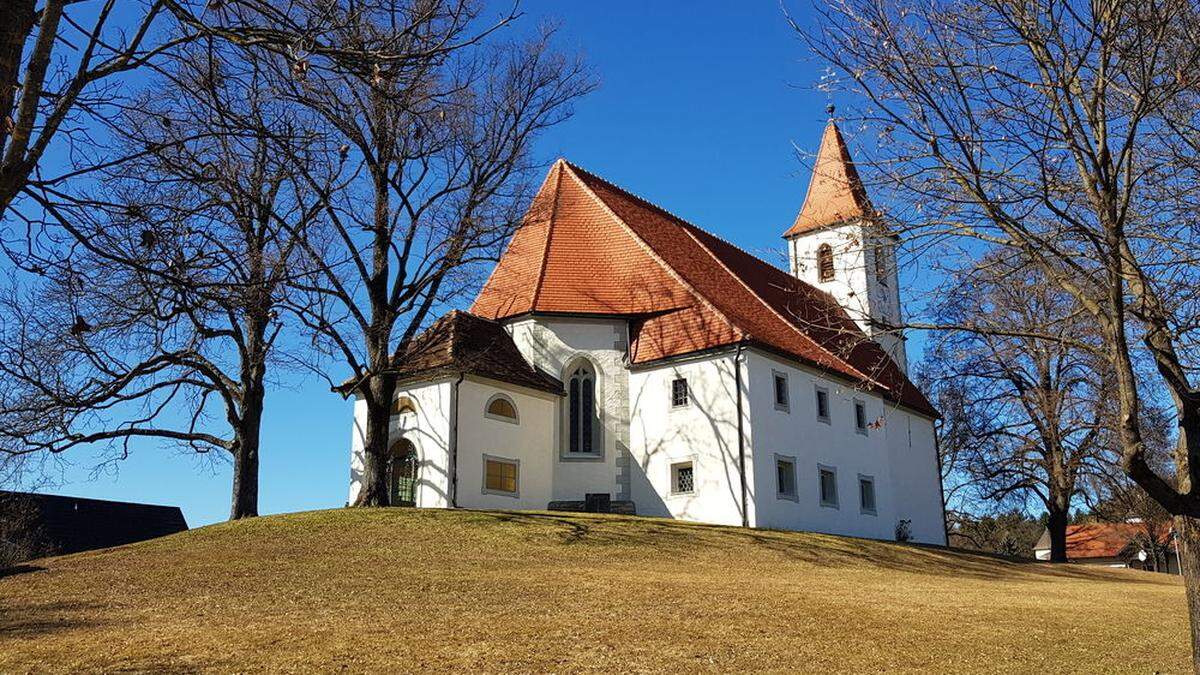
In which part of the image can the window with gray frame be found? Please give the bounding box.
[568,363,598,455]
[819,465,838,508]
[859,475,876,515]
[671,377,689,408]
[815,386,831,423]
[776,456,797,500]
[671,461,695,494]
[482,455,519,497]
[773,371,789,411]
[854,399,868,435]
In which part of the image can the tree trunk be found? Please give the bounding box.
[353,374,396,507]
[0,0,36,138]
[1047,504,1069,563]
[1175,515,1200,672]
[229,377,264,520]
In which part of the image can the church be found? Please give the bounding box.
[347,120,947,545]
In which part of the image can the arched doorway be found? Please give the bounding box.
[389,439,418,506]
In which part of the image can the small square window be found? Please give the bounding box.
[483,455,519,497]
[859,475,876,515]
[671,378,689,408]
[819,466,838,508]
[773,372,789,411]
[671,461,695,494]
[776,456,797,500]
[815,386,830,423]
[854,400,868,435]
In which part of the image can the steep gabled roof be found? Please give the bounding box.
[387,310,563,395]
[783,119,873,238]
[472,160,935,417]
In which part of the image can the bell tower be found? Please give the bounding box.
[783,111,907,372]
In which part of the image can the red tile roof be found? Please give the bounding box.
[782,120,873,238]
[1040,523,1174,560]
[471,159,936,417]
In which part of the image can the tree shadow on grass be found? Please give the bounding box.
[473,509,1175,586]
[0,564,45,579]
[0,600,104,639]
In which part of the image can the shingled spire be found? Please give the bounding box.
[782,117,872,238]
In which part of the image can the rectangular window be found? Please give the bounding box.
[776,456,797,500]
[671,378,689,408]
[854,400,868,435]
[483,455,519,497]
[671,461,695,494]
[773,371,789,411]
[815,386,830,423]
[819,465,838,508]
[859,475,876,515]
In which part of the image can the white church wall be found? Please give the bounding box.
[505,317,628,502]
[790,224,873,332]
[347,379,453,507]
[744,349,943,544]
[883,406,947,545]
[628,353,751,527]
[453,377,559,511]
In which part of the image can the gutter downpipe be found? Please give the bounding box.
[735,342,749,529]
[449,373,465,508]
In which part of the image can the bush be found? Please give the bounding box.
[0,494,48,569]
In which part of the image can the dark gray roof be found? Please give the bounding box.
[1,491,188,556]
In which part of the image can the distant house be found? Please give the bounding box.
[1,491,188,557]
[1034,522,1179,573]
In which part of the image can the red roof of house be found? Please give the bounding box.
[471,159,936,417]
[782,119,873,238]
[1041,523,1174,560]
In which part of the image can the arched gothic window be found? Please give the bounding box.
[817,244,835,282]
[389,438,418,506]
[567,362,598,455]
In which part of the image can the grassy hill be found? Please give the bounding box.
[0,508,1188,673]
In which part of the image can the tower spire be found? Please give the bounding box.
[782,118,871,238]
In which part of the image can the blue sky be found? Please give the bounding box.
[24,1,933,527]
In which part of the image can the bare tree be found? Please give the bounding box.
[249,0,594,506]
[1,0,185,219]
[794,0,1200,663]
[921,253,1113,561]
[0,36,329,519]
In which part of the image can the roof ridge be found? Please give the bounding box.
[562,160,880,383]
[529,160,564,311]
[558,162,746,342]
[676,222,878,387]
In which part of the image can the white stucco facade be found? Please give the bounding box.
[347,318,946,546]
[788,222,908,373]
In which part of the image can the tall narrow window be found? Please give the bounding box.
[773,372,789,411]
[819,466,838,508]
[817,244,834,282]
[854,400,868,435]
[671,378,689,408]
[776,456,797,500]
[568,363,598,455]
[815,386,831,423]
[874,247,888,285]
[859,475,877,515]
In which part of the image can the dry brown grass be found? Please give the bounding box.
[0,508,1187,673]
